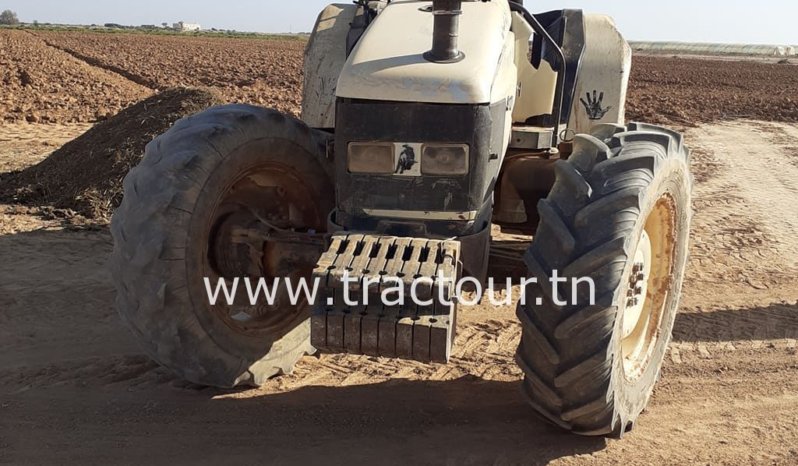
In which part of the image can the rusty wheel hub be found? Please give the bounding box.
[621,195,677,381]
[204,163,326,334]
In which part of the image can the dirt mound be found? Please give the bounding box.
[0,88,224,220]
[627,55,798,127]
[0,30,151,124]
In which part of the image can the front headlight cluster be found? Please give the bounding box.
[347,142,469,176]
[347,142,395,174]
[420,144,469,176]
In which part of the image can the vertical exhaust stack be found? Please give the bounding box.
[424,0,465,63]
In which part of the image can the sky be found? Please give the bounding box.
[2,0,797,45]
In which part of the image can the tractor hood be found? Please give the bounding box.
[336,0,512,105]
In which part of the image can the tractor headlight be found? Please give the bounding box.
[421,144,470,176]
[347,142,395,174]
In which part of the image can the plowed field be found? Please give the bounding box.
[628,55,798,126]
[4,30,797,127]
[37,31,305,116]
[0,30,151,124]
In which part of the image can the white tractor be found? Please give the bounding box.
[111,0,692,436]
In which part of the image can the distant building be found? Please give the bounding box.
[173,22,201,32]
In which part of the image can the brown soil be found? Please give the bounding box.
[35,30,305,116]
[0,30,151,124]
[627,55,798,127]
[8,30,797,130]
[0,88,224,220]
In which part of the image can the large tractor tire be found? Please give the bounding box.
[111,105,334,387]
[516,123,692,436]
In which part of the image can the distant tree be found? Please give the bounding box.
[0,9,20,25]
[161,22,168,28]
[32,20,39,27]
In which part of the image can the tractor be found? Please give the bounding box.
[111,0,692,437]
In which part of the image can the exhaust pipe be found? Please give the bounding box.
[424,0,465,63]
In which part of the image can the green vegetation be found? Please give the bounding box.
[0,9,20,25]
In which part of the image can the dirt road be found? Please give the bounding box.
[1,120,796,464]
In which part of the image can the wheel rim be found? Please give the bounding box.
[621,194,677,381]
[203,162,326,336]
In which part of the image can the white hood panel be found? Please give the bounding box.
[336,0,511,105]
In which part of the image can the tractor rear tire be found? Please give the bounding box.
[111,105,334,387]
[516,123,692,436]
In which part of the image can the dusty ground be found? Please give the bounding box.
[1,120,797,464]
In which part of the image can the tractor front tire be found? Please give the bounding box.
[516,123,692,436]
[111,105,334,387]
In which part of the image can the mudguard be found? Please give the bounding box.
[301,4,358,129]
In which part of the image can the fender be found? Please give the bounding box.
[568,14,632,133]
[301,3,358,129]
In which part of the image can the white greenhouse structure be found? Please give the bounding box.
[630,42,796,57]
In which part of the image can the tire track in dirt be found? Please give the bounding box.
[694,122,798,259]
[682,121,798,309]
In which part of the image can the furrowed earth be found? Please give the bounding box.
[0,29,796,465]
